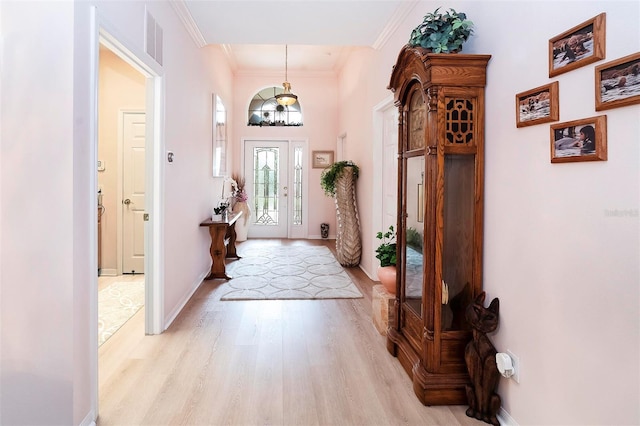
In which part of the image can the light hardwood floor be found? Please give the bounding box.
[98,239,484,426]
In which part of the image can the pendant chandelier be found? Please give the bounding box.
[275,45,298,107]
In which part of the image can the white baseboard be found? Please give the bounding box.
[307,234,336,240]
[79,409,96,426]
[99,268,117,277]
[359,264,378,281]
[163,270,208,330]
[497,407,518,426]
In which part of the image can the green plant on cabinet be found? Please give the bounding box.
[408,7,474,53]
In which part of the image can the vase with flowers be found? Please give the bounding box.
[212,201,229,221]
[230,173,251,241]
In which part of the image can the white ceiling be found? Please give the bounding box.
[179,0,418,73]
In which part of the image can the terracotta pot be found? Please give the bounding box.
[377,266,397,294]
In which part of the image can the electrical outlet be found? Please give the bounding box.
[506,350,520,383]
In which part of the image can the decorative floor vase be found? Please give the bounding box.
[377,266,397,294]
[334,166,361,267]
[232,201,251,241]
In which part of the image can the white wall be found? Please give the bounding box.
[339,1,639,424]
[0,0,234,423]
[232,72,339,238]
[1,1,75,423]
[479,2,639,424]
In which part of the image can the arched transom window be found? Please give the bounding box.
[248,87,303,127]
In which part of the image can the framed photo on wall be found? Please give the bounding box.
[549,13,606,78]
[550,115,607,163]
[595,52,640,111]
[312,150,334,168]
[515,81,559,128]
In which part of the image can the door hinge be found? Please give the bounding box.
[143,213,149,221]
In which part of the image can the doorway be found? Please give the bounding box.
[242,138,308,239]
[372,97,398,273]
[97,44,147,350]
[91,16,165,420]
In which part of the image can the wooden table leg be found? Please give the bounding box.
[205,225,232,280]
[226,222,241,260]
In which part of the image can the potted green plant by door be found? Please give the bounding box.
[375,225,397,294]
[408,7,474,53]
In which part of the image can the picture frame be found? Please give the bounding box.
[550,115,607,163]
[312,150,334,168]
[595,52,640,111]
[516,81,559,128]
[549,13,606,78]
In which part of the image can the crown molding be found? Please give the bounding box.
[235,69,336,79]
[169,0,206,48]
[372,0,419,50]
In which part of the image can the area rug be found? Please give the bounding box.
[220,246,363,300]
[98,281,144,346]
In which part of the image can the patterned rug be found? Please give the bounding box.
[98,281,144,346]
[220,246,363,300]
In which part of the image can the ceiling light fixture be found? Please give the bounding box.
[275,45,298,107]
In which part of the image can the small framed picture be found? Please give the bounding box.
[516,82,559,128]
[595,52,640,111]
[312,150,334,168]
[549,13,606,78]
[550,115,607,163]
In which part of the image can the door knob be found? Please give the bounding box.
[123,198,131,205]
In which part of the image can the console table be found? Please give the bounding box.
[200,211,242,280]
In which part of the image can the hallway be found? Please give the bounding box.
[97,239,483,425]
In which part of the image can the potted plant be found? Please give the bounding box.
[320,161,361,267]
[320,160,359,197]
[375,225,397,294]
[212,201,229,221]
[408,7,474,53]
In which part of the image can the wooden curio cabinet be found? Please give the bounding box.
[386,46,491,405]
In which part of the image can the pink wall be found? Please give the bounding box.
[339,1,639,424]
[232,72,339,237]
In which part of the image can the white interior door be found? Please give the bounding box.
[244,140,289,238]
[122,111,146,273]
[383,106,398,230]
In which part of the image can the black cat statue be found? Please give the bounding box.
[464,292,501,426]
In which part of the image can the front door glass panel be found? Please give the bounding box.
[252,147,280,225]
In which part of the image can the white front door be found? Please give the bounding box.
[122,111,146,273]
[244,140,289,238]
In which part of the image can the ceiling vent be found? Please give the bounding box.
[145,10,163,65]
